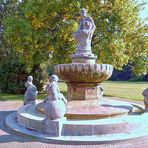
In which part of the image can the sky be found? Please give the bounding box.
[139,0,148,23]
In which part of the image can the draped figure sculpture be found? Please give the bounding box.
[24,76,38,105]
[73,8,96,54]
[45,75,67,120]
[142,88,148,112]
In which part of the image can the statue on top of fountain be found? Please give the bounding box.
[73,8,96,55]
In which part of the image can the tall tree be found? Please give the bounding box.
[2,0,148,75]
[0,0,44,93]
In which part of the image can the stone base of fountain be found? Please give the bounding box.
[36,98,133,120]
[65,99,132,120]
[71,53,97,64]
[67,82,101,100]
[55,63,113,101]
[5,98,148,144]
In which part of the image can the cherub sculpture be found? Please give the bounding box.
[142,88,148,112]
[24,76,38,105]
[44,75,67,120]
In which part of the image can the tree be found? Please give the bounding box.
[110,64,133,81]
[0,0,44,93]
[0,56,27,93]
[2,0,148,77]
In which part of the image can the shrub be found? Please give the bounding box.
[0,58,45,94]
[0,58,27,93]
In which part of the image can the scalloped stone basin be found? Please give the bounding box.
[55,63,113,83]
[55,63,113,100]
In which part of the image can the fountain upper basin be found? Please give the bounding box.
[55,63,113,83]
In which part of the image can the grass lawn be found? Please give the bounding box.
[0,93,47,101]
[0,81,147,101]
[102,81,147,101]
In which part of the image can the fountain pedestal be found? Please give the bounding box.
[55,63,113,101]
[67,82,101,100]
[54,56,113,119]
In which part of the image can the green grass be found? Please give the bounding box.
[0,81,147,101]
[102,81,147,101]
[0,93,23,101]
[0,93,47,101]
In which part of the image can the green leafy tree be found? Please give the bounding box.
[0,56,27,93]
[2,0,148,77]
[0,0,44,93]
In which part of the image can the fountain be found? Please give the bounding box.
[5,9,148,145]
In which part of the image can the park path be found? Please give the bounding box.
[0,99,147,148]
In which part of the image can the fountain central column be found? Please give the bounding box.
[55,8,113,101]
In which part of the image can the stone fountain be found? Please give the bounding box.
[5,9,148,145]
[54,8,114,120]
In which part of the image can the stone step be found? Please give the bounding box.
[17,104,46,130]
[5,111,148,144]
[17,104,142,136]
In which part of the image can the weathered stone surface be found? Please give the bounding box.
[72,8,96,61]
[142,88,148,112]
[62,120,136,136]
[3,100,148,146]
[55,63,113,83]
[67,82,102,100]
[36,98,133,120]
[55,64,113,101]
[36,101,46,114]
[65,99,133,120]
[43,75,67,120]
[44,100,66,120]
[71,55,97,64]
[17,104,45,130]
[12,102,142,138]
[24,76,38,105]
[42,118,66,136]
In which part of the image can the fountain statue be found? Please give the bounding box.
[72,8,97,63]
[44,75,67,120]
[142,88,148,112]
[55,8,113,104]
[73,8,96,54]
[24,76,38,105]
[6,9,148,145]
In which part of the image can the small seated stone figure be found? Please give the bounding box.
[24,76,38,105]
[100,86,104,99]
[44,75,67,120]
[142,88,148,112]
[96,85,104,99]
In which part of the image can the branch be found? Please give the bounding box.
[92,31,100,40]
[92,38,104,47]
